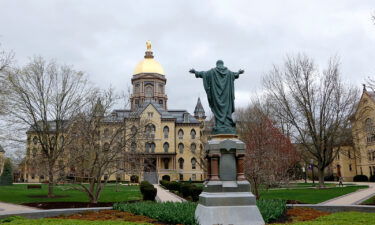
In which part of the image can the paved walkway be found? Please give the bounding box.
[0,202,38,215]
[154,185,185,203]
[320,182,375,205]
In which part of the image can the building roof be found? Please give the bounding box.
[108,100,200,124]
[194,97,205,116]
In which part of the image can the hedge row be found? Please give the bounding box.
[160,180,202,202]
[140,181,157,201]
[113,199,286,224]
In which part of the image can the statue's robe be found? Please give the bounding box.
[195,66,239,134]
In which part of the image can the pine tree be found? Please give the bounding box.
[0,158,13,185]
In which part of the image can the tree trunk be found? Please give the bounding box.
[48,170,54,198]
[318,168,325,188]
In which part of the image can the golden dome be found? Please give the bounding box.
[133,41,165,75]
[133,58,165,75]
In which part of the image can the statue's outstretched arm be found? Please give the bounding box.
[234,69,244,79]
[189,69,204,78]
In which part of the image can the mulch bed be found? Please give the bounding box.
[269,207,330,224]
[22,200,140,209]
[27,195,69,199]
[52,210,171,225]
[286,200,306,204]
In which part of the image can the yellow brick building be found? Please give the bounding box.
[24,43,206,184]
[331,87,375,181]
[0,145,5,175]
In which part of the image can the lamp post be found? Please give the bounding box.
[302,164,307,183]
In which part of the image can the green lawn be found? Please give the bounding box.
[0,217,151,225]
[274,212,375,225]
[260,185,368,204]
[0,184,141,204]
[361,195,375,205]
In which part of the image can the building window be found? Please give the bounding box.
[190,129,196,139]
[349,164,352,171]
[159,100,163,106]
[365,118,375,143]
[145,124,155,139]
[159,83,164,93]
[192,174,196,181]
[191,158,197,169]
[163,142,169,153]
[131,142,137,152]
[163,126,169,139]
[164,158,169,169]
[178,143,184,154]
[191,143,196,154]
[178,158,184,170]
[178,129,184,139]
[32,148,37,158]
[103,142,110,152]
[33,136,38,145]
[148,112,153,118]
[370,167,373,176]
[145,143,150,153]
[145,85,153,98]
[135,99,139,107]
[348,150,351,159]
[150,142,155,153]
[104,128,110,138]
[134,83,140,93]
[179,173,183,181]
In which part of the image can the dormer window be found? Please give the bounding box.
[183,113,189,122]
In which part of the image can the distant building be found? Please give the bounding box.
[0,145,4,175]
[24,42,207,183]
[331,86,375,181]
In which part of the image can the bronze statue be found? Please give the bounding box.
[190,60,244,134]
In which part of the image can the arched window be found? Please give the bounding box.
[150,142,155,153]
[33,136,38,145]
[163,142,169,153]
[131,142,137,152]
[178,129,184,139]
[103,142,110,152]
[131,126,137,135]
[145,143,150,153]
[178,143,184,154]
[104,128,110,138]
[191,158,197,169]
[163,126,169,139]
[145,124,156,138]
[191,143,196,154]
[178,158,184,169]
[365,118,375,143]
[145,85,153,97]
[32,148,37,158]
[190,129,196,139]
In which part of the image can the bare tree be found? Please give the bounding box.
[3,56,91,197]
[263,54,359,187]
[65,89,148,203]
[236,103,299,198]
[0,44,14,115]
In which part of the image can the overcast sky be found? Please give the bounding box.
[1,0,374,115]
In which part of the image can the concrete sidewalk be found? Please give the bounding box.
[0,202,38,215]
[154,184,185,203]
[320,182,375,205]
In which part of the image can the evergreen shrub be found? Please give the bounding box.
[353,175,369,182]
[0,158,13,186]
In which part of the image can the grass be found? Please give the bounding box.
[0,184,141,204]
[0,218,151,225]
[361,195,375,205]
[273,212,375,225]
[260,185,368,204]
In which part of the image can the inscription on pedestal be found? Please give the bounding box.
[220,153,236,181]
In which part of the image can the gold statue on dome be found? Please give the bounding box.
[146,40,152,51]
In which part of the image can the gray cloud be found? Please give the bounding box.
[0,0,374,115]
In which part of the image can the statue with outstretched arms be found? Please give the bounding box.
[189,60,244,134]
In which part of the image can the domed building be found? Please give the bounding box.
[24,42,206,184]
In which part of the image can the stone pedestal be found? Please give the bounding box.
[195,136,265,225]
